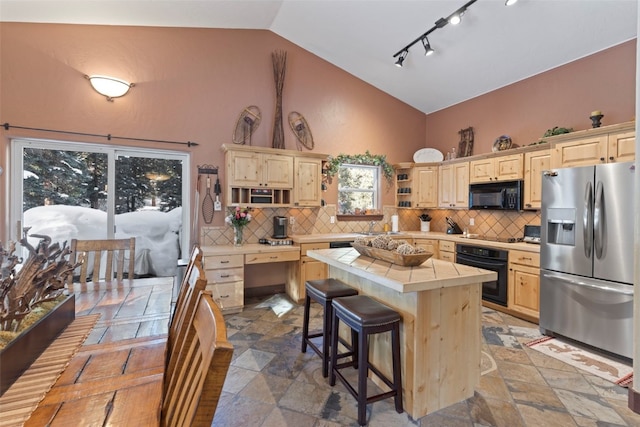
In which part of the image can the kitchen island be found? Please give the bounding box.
[306,247,497,419]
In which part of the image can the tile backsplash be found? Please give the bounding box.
[201,205,541,245]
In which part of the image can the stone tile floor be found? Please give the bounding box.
[213,295,640,426]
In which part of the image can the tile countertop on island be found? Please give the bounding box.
[306,247,497,293]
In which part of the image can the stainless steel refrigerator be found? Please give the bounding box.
[540,161,635,359]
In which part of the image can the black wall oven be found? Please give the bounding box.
[456,244,509,306]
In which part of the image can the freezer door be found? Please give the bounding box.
[540,165,594,276]
[540,270,633,359]
[593,162,635,284]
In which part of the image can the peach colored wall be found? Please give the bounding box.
[0,23,425,242]
[425,40,636,156]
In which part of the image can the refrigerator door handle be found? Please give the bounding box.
[542,272,633,295]
[594,181,604,259]
[583,181,593,258]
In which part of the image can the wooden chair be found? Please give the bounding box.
[161,290,233,426]
[68,237,136,284]
[165,245,207,380]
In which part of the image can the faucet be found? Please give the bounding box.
[368,221,377,234]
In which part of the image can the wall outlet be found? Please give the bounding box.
[469,218,475,226]
[289,216,295,225]
[330,216,335,224]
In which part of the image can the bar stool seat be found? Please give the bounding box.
[301,278,358,377]
[330,295,402,426]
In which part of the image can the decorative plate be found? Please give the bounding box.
[413,148,444,163]
[492,135,513,152]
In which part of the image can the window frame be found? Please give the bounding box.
[336,163,383,219]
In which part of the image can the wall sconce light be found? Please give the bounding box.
[85,75,134,101]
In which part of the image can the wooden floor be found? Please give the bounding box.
[25,277,176,426]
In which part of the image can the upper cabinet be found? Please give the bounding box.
[469,153,523,183]
[294,157,323,207]
[523,149,551,210]
[227,150,293,188]
[414,165,439,208]
[222,144,327,207]
[438,161,469,208]
[549,122,635,169]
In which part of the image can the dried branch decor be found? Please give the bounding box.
[0,234,79,332]
[271,50,287,149]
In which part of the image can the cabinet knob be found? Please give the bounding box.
[525,203,532,208]
[600,157,605,162]
[609,156,614,161]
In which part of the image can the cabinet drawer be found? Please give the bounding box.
[440,252,455,263]
[509,250,540,267]
[207,282,244,310]
[439,240,455,252]
[245,250,300,264]
[300,242,330,256]
[205,267,243,284]
[204,254,244,269]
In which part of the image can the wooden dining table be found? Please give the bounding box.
[25,276,176,426]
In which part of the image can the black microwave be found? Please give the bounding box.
[469,180,523,210]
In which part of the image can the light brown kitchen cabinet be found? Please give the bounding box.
[438,161,469,208]
[414,238,440,259]
[508,249,540,322]
[550,124,635,168]
[227,150,293,188]
[222,144,327,207]
[394,163,413,209]
[469,153,523,183]
[286,243,329,303]
[413,165,438,208]
[203,253,245,314]
[294,157,323,207]
[523,149,550,210]
[438,240,455,262]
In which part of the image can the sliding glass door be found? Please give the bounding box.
[11,139,190,276]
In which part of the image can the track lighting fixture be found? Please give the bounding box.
[422,37,435,56]
[395,50,408,67]
[392,0,480,66]
[505,0,518,5]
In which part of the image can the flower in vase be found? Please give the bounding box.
[225,206,252,228]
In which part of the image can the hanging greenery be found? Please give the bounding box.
[324,151,394,184]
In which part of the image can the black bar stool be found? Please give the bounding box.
[301,278,358,377]
[329,295,402,426]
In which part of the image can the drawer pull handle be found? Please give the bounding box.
[270,256,278,259]
[220,274,230,278]
[221,260,230,264]
[220,294,230,298]
[520,257,532,261]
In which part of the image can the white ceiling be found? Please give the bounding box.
[1,0,637,114]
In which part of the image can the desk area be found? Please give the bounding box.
[201,244,300,313]
[307,247,496,419]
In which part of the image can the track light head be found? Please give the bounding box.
[422,37,435,56]
[395,50,408,67]
[505,0,518,5]
[449,10,464,25]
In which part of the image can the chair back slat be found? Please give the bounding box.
[68,238,136,284]
[161,291,233,427]
[164,245,206,385]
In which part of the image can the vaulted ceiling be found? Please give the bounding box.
[1,0,637,114]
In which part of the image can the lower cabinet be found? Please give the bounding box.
[414,239,440,259]
[508,249,540,322]
[204,254,245,314]
[287,243,329,303]
[438,240,455,262]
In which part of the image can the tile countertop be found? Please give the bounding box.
[290,232,540,253]
[306,247,497,293]
[201,244,300,255]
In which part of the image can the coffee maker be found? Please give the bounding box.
[273,216,288,238]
